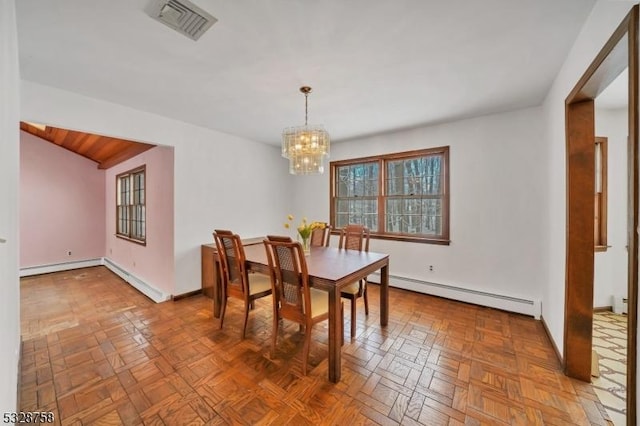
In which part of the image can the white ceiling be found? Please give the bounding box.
[597,68,629,109]
[16,0,596,146]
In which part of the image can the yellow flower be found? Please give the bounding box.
[285,215,326,240]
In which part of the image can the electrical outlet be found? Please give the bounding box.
[429,265,434,272]
[67,250,72,256]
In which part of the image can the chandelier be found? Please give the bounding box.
[282,86,330,174]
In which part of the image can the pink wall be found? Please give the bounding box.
[105,146,175,295]
[20,131,106,267]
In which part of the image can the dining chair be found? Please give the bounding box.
[213,229,272,339]
[310,222,331,247]
[263,235,331,375]
[338,224,370,340]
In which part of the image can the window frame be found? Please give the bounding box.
[594,136,608,252]
[330,146,450,245]
[116,165,147,245]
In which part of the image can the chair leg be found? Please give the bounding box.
[302,322,312,375]
[219,298,227,330]
[241,300,250,339]
[271,317,280,357]
[271,308,279,357]
[350,298,356,340]
[219,284,227,329]
[363,281,369,315]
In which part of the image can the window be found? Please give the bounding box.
[330,147,449,244]
[595,137,607,251]
[116,166,146,244]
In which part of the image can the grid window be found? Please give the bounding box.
[335,162,379,231]
[116,166,146,244]
[330,147,449,244]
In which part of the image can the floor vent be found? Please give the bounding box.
[146,0,217,41]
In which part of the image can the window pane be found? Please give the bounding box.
[117,205,129,235]
[131,205,146,240]
[387,155,442,196]
[132,172,145,204]
[336,163,378,197]
[386,198,442,235]
[334,198,378,231]
[117,178,122,205]
[118,176,131,205]
[348,199,378,230]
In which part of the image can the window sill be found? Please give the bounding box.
[116,234,147,246]
[329,230,449,245]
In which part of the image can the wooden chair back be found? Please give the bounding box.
[338,224,370,252]
[213,229,249,300]
[263,235,311,324]
[310,223,331,247]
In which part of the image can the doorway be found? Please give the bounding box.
[592,71,630,424]
[564,6,638,425]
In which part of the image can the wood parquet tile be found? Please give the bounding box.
[19,266,613,425]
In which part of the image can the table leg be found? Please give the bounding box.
[380,262,389,326]
[213,256,221,318]
[328,287,342,383]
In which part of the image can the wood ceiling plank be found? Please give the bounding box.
[90,139,129,164]
[75,133,102,155]
[19,122,156,169]
[99,143,155,170]
[58,130,83,149]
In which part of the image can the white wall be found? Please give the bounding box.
[594,106,629,309]
[20,81,292,295]
[0,0,21,413]
[297,106,547,314]
[542,0,636,355]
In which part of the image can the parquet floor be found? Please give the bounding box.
[19,266,612,425]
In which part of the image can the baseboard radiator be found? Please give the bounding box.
[369,272,541,319]
[20,258,170,303]
[101,258,170,303]
[19,258,103,277]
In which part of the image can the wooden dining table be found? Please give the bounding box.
[214,241,390,383]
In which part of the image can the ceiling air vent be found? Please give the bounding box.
[146,0,217,41]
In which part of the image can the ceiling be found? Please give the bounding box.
[20,122,155,169]
[16,0,597,146]
[597,68,629,110]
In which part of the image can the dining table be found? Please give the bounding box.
[214,240,390,383]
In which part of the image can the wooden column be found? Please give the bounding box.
[564,99,595,381]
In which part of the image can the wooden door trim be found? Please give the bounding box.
[627,9,638,424]
[565,5,638,424]
[564,99,596,382]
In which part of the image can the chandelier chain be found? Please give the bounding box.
[304,92,308,126]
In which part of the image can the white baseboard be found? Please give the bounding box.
[19,258,102,277]
[19,257,171,304]
[369,272,541,319]
[102,258,171,303]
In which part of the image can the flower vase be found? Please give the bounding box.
[301,236,311,256]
